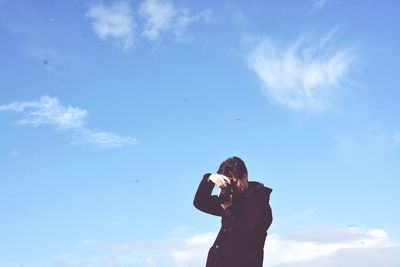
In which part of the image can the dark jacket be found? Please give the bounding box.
[193,173,273,267]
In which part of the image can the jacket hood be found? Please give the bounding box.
[240,181,272,201]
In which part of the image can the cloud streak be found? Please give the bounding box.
[31,226,399,267]
[139,0,176,40]
[85,0,210,49]
[0,95,87,129]
[7,149,20,158]
[312,0,330,11]
[335,127,400,162]
[167,226,400,267]
[86,1,135,50]
[139,0,210,41]
[267,226,399,266]
[0,96,137,148]
[246,32,355,111]
[171,232,215,266]
[82,129,137,148]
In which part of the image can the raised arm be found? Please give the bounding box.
[193,173,231,217]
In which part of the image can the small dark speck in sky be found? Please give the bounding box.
[43,60,48,65]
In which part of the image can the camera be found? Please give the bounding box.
[218,183,233,204]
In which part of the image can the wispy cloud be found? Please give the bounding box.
[267,226,399,266]
[169,227,400,267]
[0,96,137,148]
[139,0,175,40]
[5,226,397,267]
[7,149,20,158]
[55,232,214,267]
[278,208,317,227]
[312,0,330,11]
[86,1,135,50]
[139,0,210,41]
[335,127,400,161]
[82,129,137,148]
[171,232,215,266]
[85,0,210,48]
[35,226,399,267]
[0,95,87,128]
[246,31,355,111]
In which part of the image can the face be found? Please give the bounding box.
[231,174,248,194]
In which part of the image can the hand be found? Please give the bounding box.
[208,174,231,188]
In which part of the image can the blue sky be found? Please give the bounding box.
[1,0,400,266]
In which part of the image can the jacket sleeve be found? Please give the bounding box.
[222,191,273,247]
[193,173,223,217]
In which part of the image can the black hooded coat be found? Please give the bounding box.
[193,173,273,267]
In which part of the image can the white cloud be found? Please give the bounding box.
[83,130,137,148]
[171,232,214,266]
[78,232,214,267]
[167,227,400,267]
[246,32,354,111]
[139,0,210,41]
[139,0,175,40]
[0,96,137,148]
[266,226,399,266]
[0,95,87,129]
[6,226,398,267]
[312,0,329,11]
[173,9,211,41]
[85,0,210,48]
[86,1,135,50]
[266,227,400,267]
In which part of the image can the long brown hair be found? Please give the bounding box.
[217,156,248,180]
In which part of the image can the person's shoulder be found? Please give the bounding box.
[247,182,272,203]
[249,181,272,193]
[263,185,273,194]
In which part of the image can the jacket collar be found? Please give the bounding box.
[239,181,272,200]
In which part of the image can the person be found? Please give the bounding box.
[193,156,273,267]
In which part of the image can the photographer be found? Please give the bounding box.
[193,157,273,267]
